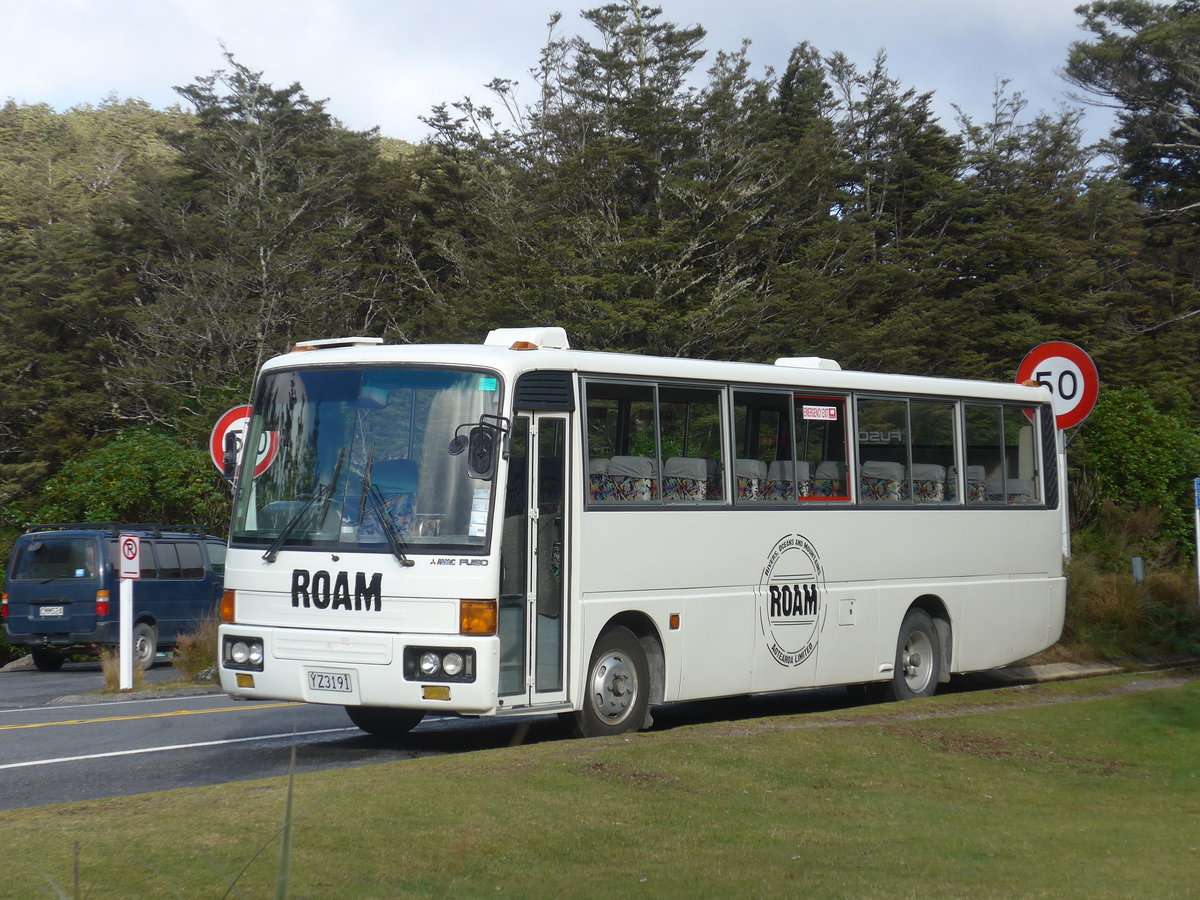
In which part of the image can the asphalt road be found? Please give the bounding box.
[0,658,877,812]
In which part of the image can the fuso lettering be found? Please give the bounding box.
[291,569,382,612]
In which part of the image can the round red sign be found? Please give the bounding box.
[209,405,278,477]
[1016,342,1099,430]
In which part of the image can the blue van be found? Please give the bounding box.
[2,524,226,671]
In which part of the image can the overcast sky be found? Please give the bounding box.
[2,0,1113,145]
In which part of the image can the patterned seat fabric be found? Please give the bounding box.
[663,457,708,502]
[910,463,946,503]
[607,455,657,501]
[812,460,846,498]
[735,458,768,502]
[860,461,906,502]
[948,465,987,503]
[764,460,811,501]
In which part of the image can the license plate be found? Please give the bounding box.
[40,606,65,617]
[307,670,353,693]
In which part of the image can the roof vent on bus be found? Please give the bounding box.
[484,327,571,351]
[774,356,841,371]
[292,337,384,352]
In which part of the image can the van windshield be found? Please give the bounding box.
[11,539,97,581]
[230,365,503,555]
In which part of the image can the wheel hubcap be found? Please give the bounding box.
[902,631,934,692]
[590,651,639,725]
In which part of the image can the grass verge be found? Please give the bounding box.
[3,671,1197,898]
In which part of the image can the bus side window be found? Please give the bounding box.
[733,389,790,504]
[659,385,725,503]
[584,381,658,503]
[796,396,848,501]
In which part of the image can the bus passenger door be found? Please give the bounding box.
[498,415,569,707]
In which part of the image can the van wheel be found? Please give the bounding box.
[572,626,650,738]
[133,622,158,671]
[345,706,425,738]
[883,609,941,701]
[31,647,64,672]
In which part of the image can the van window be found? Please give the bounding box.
[156,542,182,579]
[11,539,96,580]
[107,541,159,579]
[207,542,227,575]
[176,543,205,579]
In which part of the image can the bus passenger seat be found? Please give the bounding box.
[911,463,947,503]
[986,477,1033,504]
[812,461,847,498]
[765,460,810,500]
[588,458,613,502]
[860,461,906,502]
[949,465,988,503]
[608,455,657,501]
[735,458,768,501]
[663,457,708,502]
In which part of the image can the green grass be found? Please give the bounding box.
[4,672,1198,898]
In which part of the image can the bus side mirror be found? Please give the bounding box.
[222,432,241,482]
[467,426,497,480]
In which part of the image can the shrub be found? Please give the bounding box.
[1071,387,1200,552]
[25,427,231,534]
[172,611,220,680]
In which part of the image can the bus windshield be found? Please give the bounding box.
[230,366,503,556]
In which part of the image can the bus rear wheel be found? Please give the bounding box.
[884,608,941,701]
[572,626,650,738]
[345,706,425,739]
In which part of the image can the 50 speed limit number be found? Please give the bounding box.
[1017,342,1099,430]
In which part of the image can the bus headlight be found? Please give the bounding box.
[223,635,265,672]
[404,647,476,683]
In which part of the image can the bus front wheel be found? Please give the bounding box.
[884,608,941,701]
[572,625,650,738]
[345,706,425,739]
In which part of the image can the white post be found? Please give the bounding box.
[119,577,134,690]
[1059,431,1071,559]
[1193,478,1200,608]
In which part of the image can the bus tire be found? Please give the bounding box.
[133,622,158,671]
[31,647,64,672]
[884,608,941,701]
[345,706,425,738]
[572,626,650,738]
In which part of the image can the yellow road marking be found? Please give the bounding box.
[0,702,301,731]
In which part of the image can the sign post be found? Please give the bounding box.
[1017,342,1100,559]
[118,534,141,690]
[1194,478,1200,607]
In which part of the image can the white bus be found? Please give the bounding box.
[218,327,1065,737]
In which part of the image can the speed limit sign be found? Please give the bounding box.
[1017,342,1099,430]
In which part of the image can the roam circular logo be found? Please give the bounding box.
[757,533,826,667]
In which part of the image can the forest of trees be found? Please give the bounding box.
[1,0,1198,558]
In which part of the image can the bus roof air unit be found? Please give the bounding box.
[484,327,571,350]
[774,356,842,371]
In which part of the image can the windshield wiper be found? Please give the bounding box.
[262,450,344,563]
[363,478,415,568]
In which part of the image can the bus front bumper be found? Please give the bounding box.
[217,625,501,715]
